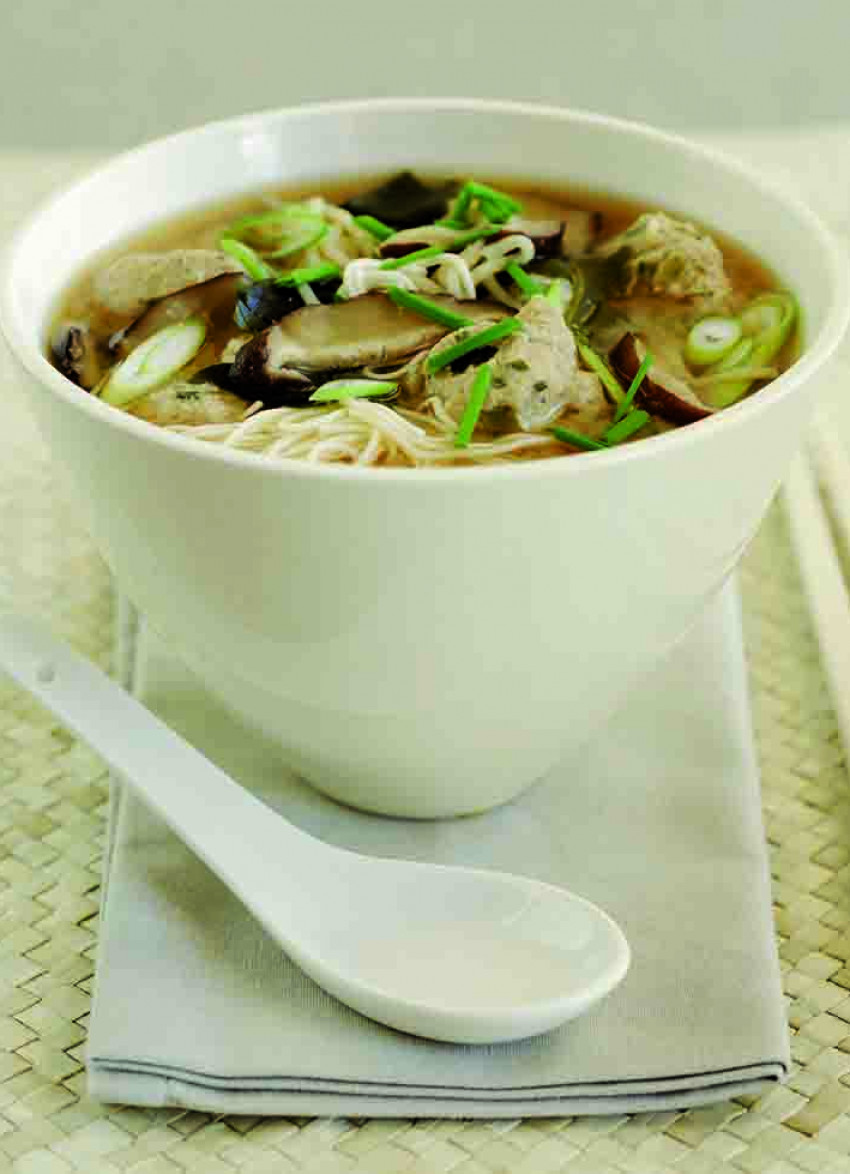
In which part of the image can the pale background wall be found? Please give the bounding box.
[1,0,845,151]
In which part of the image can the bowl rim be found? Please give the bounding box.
[3,95,849,485]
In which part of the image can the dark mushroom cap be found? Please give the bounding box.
[610,332,713,425]
[229,292,505,404]
[110,272,244,357]
[51,323,103,390]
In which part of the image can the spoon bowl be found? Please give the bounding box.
[0,612,629,1043]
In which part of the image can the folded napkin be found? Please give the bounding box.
[87,583,789,1116]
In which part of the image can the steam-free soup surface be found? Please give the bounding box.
[48,172,797,467]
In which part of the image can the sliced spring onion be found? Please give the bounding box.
[224,205,328,259]
[219,236,276,282]
[386,287,474,330]
[704,292,796,408]
[353,214,395,241]
[380,245,446,271]
[604,409,650,445]
[684,315,742,367]
[297,282,320,306]
[563,266,585,326]
[545,278,564,307]
[700,338,754,408]
[506,262,545,299]
[101,317,206,407]
[550,425,606,452]
[614,348,654,422]
[308,379,397,403]
[275,262,341,286]
[576,341,624,405]
[741,292,792,338]
[454,363,493,448]
[426,318,523,374]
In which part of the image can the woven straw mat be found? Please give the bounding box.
[3,151,850,1174]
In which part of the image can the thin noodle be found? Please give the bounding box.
[168,399,554,467]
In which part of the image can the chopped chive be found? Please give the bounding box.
[604,410,650,445]
[454,363,493,448]
[577,341,625,404]
[380,245,446,271]
[614,348,653,422]
[219,236,276,282]
[550,426,606,452]
[353,214,395,242]
[506,262,544,299]
[464,182,523,221]
[426,318,523,374]
[386,287,474,330]
[448,226,501,248]
[450,187,474,225]
[309,379,397,403]
[446,181,523,228]
[275,262,341,286]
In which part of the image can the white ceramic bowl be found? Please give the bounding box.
[2,99,848,817]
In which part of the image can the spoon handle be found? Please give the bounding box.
[0,611,328,925]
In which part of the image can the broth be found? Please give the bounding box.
[47,173,796,467]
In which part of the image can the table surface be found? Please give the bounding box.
[3,130,850,1173]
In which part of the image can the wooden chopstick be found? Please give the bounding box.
[783,416,850,757]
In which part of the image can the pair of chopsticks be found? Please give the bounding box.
[784,412,850,754]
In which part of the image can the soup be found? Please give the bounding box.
[47,172,797,467]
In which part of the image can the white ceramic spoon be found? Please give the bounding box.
[0,612,630,1044]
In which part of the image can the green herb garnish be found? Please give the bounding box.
[705,292,797,408]
[426,318,523,374]
[614,348,653,422]
[603,410,651,445]
[446,181,523,227]
[224,205,328,259]
[308,379,397,404]
[380,245,446,271]
[506,262,544,300]
[454,363,493,448]
[353,214,395,242]
[381,227,501,271]
[550,426,606,452]
[545,279,565,307]
[101,317,207,407]
[448,226,502,248]
[463,181,523,224]
[275,263,341,286]
[577,341,625,405]
[386,288,474,330]
[219,236,276,282]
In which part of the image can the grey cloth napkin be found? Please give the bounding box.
[87,583,789,1116]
